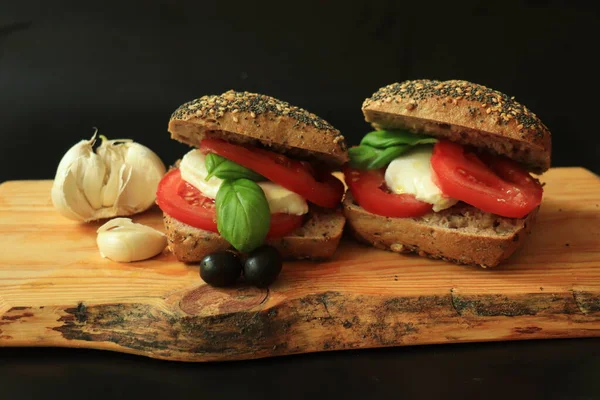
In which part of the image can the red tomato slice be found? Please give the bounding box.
[200,139,345,208]
[482,153,544,196]
[343,166,433,218]
[430,140,542,218]
[155,169,303,237]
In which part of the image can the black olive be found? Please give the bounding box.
[199,251,242,287]
[243,245,282,288]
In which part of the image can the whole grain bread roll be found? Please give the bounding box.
[164,206,346,263]
[343,193,539,268]
[169,90,348,168]
[362,79,551,173]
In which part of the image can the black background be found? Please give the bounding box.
[1,0,599,181]
[1,0,599,399]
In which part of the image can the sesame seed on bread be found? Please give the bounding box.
[169,90,348,168]
[343,193,539,268]
[362,79,552,173]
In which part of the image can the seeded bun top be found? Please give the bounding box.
[169,90,348,167]
[362,79,551,173]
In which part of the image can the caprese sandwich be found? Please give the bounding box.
[343,79,551,267]
[156,90,348,263]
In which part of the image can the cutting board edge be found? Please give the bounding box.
[1,328,600,363]
[1,288,599,362]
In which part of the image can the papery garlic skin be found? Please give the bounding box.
[96,218,167,262]
[51,132,166,222]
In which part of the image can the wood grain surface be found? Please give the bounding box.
[0,167,599,362]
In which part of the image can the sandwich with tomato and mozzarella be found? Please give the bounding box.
[156,90,348,262]
[343,79,551,267]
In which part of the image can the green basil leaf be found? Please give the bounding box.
[215,179,271,253]
[349,144,411,170]
[360,129,438,149]
[349,129,438,170]
[348,145,378,169]
[205,153,264,181]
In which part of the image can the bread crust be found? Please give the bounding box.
[169,90,348,168]
[163,206,346,262]
[362,79,551,173]
[342,193,538,268]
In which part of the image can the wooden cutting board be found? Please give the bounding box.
[1,167,599,362]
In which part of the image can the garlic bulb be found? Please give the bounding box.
[96,218,167,262]
[51,131,166,222]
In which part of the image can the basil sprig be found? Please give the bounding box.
[215,179,271,253]
[349,129,438,170]
[207,152,271,253]
[205,153,264,181]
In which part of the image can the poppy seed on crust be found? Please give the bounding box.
[361,79,552,173]
[172,90,341,135]
[363,79,550,139]
[168,90,348,166]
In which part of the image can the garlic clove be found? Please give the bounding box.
[81,153,106,210]
[96,218,167,262]
[113,163,133,213]
[53,135,96,182]
[52,163,95,221]
[90,164,132,221]
[51,137,97,221]
[117,142,167,212]
[99,145,125,207]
